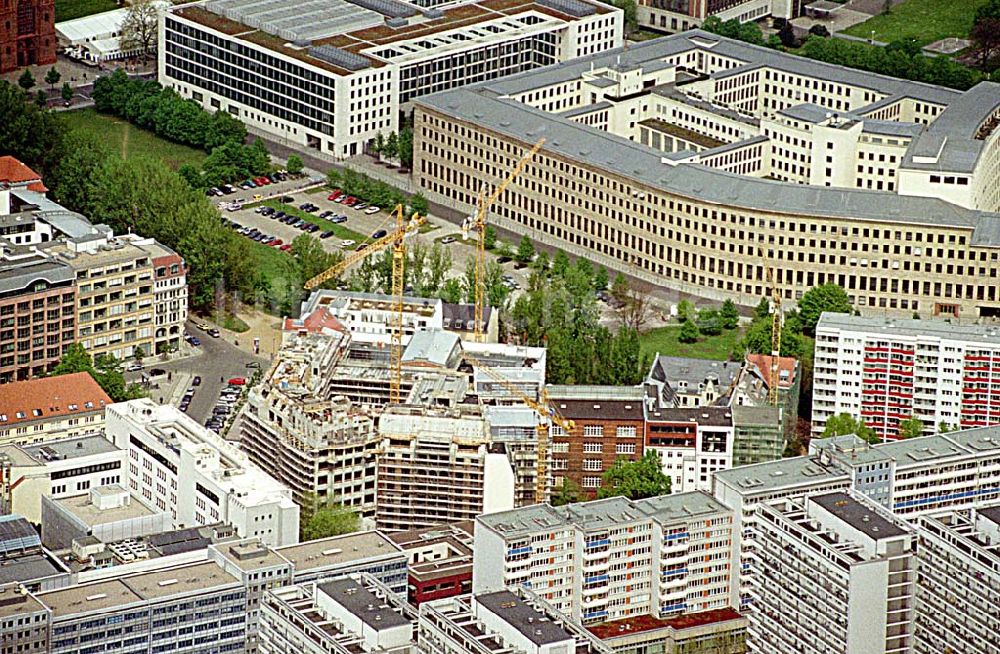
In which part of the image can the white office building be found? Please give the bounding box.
[713,427,1000,612]
[750,491,916,654]
[473,493,733,624]
[160,0,622,159]
[812,312,1000,440]
[0,434,125,523]
[913,505,1000,654]
[106,399,300,546]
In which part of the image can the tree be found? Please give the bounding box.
[484,225,498,251]
[899,417,924,439]
[617,282,652,331]
[970,17,1000,70]
[679,319,700,343]
[808,24,829,37]
[398,126,413,169]
[51,344,144,402]
[440,277,463,304]
[409,192,429,216]
[822,413,878,444]
[797,283,852,336]
[696,308,723,336]
[720,299,740,330]
[51,343,95,377]
[552,478,582,506]
[753,297,771,321]
[34,91,47,109]
[373,131,385,157]
[593,267,609,292]
[938,421,953,434]
[778,23,797,48]
[44,67,60,91]
[301,499,360,541]
[676,299,694,323]
[610,272,629,304]
[120,0,159,63]
[133,345,145,364]
[286,154,304,175]
[60,82,73,105]
[384,131,399,162]
[18,69,35,93]
[516,235,535,264]
[598,452,671,500]
[532,250,550,274]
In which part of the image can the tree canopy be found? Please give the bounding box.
[822,412,878,444]
[300,495,361,541]
[898,417,924,439]
[797,283,852,335]
[598,452,671,500]
[51,344,146,402]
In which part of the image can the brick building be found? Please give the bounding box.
[546,385,647,498]
[0,0,56,74]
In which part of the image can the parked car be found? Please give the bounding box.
[208,328,221,338]
[342,196,357,206]
[331,215,347,224]
[497,256,512,264]
[441,236,457,244]
[270,239,283,247]
[365,206,380,215]
[192,376,202,386]
[319,230,334,239]
[340,240,356,248]
[298,202,311,210]
[328,190,343,201]
[281,195,295,203]
[371,229,388,239]
[280,244,292,251]
[126,362,143,372]
[354,202,368,211]
[228,377,246,386]
[186,335,201,346]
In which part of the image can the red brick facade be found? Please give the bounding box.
[548,389,647,499]
[0,0,56,74]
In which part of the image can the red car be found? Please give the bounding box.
[255,177,270,186]
[270,239,283,247]
[342,196,358,206]
[228,377,246,386]
[328,190,343,201]
[280,243,292,251]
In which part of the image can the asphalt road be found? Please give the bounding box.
[129,321,267,425]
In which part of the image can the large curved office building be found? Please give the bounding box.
[413,30,1000,318]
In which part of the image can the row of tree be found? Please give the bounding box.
[677,298,740,344]
[94,70,249,152]
[554,451,672,505]
[371,128,414,169]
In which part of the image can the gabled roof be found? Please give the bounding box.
[0,157,47,193]
[0,372,112,427]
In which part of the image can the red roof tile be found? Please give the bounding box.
[0,372,112,427]
[0,156,47,193]
[283,308,346,335]
[746,354,798,388]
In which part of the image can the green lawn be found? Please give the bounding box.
[841,0,987,46]
[59,109,207,171]
[250,240,293,283]
[258,200,368,243]
[639,324,745,361]
[55,0,117,21]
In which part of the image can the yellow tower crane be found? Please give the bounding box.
[463,138,545,342]
[464,352,575,504]
[757,246,782,407]
[304,204,425,404]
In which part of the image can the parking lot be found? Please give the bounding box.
[220,187,535,296]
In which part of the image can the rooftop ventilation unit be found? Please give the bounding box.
[344,0,417,18]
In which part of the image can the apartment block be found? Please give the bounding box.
[730,405,784,467]
[546,385,646,498]
[913,505,1000,654]
[160,0,621,159]
[644,406,734,494]
[415,32,1000,318]
[376,406,515,531]
[151,245,187,354]
[387,521,475,606]
[260,575,415,654]
[0,433,124,523]
[43,232,157,362]
[473,493,733,624]
[0,247,75,382]
[636,0,770,33]
[713,428,1000,611]
[750,492,915,654]
[106,399,300,546]
[813,312,1000,440]
[420,588,611,654]
[0,373,110,447]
